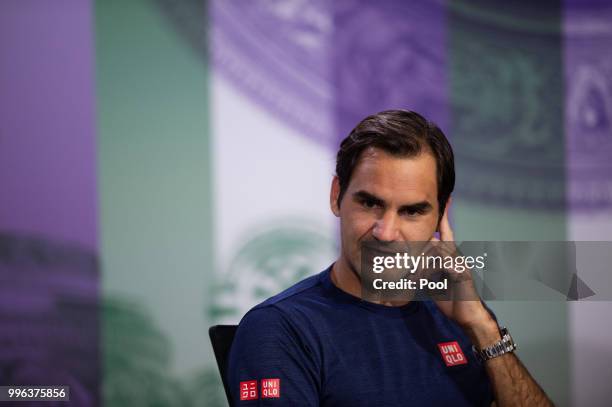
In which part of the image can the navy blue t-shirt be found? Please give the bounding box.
[228,266,494,406]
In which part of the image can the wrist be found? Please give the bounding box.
[461,312,500,349]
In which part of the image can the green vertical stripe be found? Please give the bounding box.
[449,1,568,404]
[96,0,214,405]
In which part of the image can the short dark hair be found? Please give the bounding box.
[335,109,455,217]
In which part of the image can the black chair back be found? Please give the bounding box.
[209,325,238,405]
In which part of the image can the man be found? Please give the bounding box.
[228,110,552,406]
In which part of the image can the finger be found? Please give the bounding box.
[423,236,439,257]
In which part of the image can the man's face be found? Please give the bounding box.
[330,147,441,276]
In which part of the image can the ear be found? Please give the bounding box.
[436,196,452,231]
[443,196,453,218]
[330,176,341,217]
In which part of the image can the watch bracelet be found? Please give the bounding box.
[472,327,517,362]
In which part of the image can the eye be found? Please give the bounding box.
[400,208,425,217]
[361,198,380,209]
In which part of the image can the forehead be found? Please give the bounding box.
[348,147,437,202]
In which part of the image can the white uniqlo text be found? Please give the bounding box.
[261,378,280,398]
[437,341,468,367]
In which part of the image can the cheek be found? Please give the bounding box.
[340,210,375,246]
[401,217,438,241]
[345,211,374,237]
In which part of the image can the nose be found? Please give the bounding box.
[372,211,400,242]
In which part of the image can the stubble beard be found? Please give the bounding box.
[346,247,362,284]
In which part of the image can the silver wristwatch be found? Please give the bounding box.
[472,327,517,362]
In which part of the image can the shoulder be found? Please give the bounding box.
[239,268,329,323]
[229,270,331,370]
[235,268,330,334]
[228,276,326,406]
[253,269,326,310]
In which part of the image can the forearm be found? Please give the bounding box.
[484,352,553,407]
[464,317,554,407]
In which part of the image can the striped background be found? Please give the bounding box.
[1,1,611,405]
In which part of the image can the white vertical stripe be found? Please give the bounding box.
[211,72,336,318]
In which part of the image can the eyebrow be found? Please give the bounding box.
[353,190,433,213]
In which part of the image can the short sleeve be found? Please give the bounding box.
[227,306,320,406]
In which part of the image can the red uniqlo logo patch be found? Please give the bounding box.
[240,380,258,400]
[438,341,468,367]
[261,378,280,398]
